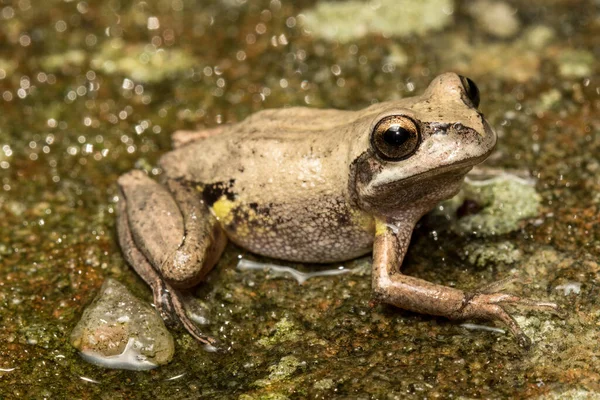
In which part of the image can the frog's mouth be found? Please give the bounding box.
[354,162,474,214]
[387,155,486,188]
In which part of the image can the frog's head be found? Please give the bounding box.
[349,72,496,219]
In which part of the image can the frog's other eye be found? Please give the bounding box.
[371,116,421,161]
[459,75,480,108]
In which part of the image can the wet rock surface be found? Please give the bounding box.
[70,278,174,370]
[0,0,598,398]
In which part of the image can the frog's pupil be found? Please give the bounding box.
[459,75,480,108]
[383,125,410,146]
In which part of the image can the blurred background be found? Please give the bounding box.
[0,0,598,398]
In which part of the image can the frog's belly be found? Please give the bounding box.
[210,197,375,263]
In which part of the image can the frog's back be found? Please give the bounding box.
[158,106,376,263]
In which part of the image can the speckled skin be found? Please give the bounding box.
[158,74,494,263]
[117,73,557,346]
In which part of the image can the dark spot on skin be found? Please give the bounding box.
[238,167,245,173]
[247,202,271,216]
[423,121,480,140]
[427,122,450,135]
[225,202,280,234]
[352,151,381,187]
[457,199,483,217]
[348,150,380,209]
[202,179,236,206]
[333,198,351,225]
[228,207,251,232]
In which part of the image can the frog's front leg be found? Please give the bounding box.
[371,220,558,347]
[116,170,227,345]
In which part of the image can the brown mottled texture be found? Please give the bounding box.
[116,171,221,345]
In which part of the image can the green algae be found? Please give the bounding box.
[438,173,542,237]
[257,317,301,348]
[557,49,595,79]
[253,356,306,388]
[0,58,17,78]
[301,0,454,42]
[462,240,522,269]
[40,50,87,72]
[91,38,198,83]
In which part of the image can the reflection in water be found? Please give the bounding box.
[461,323,506,334]
[78,376,100,384]
[555,282,581,295]
[165,373,187,381]
[237,259,356,285]
[79,338,158,371]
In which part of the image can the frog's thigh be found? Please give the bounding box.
[163,178,227,287]
[116,189,179,326]
[118,171,226,288]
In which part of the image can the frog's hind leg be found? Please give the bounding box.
[117,195,178,327]
[116,170,227,345]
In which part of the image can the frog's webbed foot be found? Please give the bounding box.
[116,170,226,346]
[167,287,220,347]
[172,126,225,148]
[372,220,558,347]
[452,287,559,348]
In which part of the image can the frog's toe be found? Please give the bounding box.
[476,276,522,294]
[168,286,219,347]
[456,291,558,345]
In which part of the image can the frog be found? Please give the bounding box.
[116,73,557,348]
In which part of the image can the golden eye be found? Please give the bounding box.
[371,116,421,161]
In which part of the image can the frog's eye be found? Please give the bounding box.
[459,75,480,108]
[371,116,421,161]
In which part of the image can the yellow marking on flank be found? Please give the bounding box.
[350,208,375,234]
[375,219,388,237]
[211,196,236,225]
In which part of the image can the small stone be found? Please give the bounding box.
[70,278,174,370]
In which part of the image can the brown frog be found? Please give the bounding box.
[116,73,557,348]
